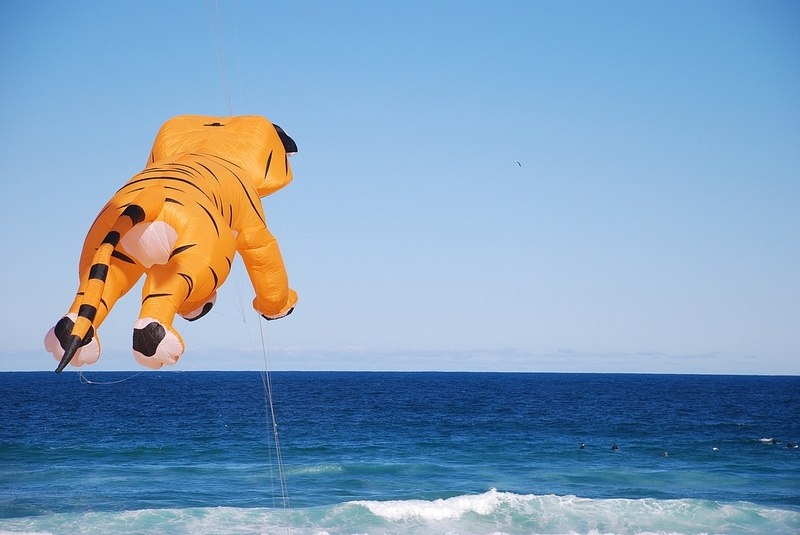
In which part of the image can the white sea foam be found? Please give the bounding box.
[289,464,345,475]
[349,490,799,535]
[353,488,504,521]
[0,492,798,535]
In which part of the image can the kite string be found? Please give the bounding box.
[218,254,290,511]
[78,370,144,385]
[207,0,233,115]
[208,1,288,510]
[223,256,290,510]
[259,320,291,509]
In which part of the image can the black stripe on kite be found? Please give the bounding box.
[143,293,172,303]
[196,202,220,237]
[124,175,210,199]
[234,176,265,225]
[193,152,243,170]
[88,263,109,282]
[111,250,136,264]
[196,162,220,184]
[264,151,273,178]
[209,267,219,289]
[103,231,121,247]
[170,244,196,259]
[78,303,97,322]
[122,204,146,224]
[178,272,194,298]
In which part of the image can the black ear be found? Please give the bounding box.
[272,124,297,154]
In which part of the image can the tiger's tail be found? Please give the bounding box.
[54,202,153,373]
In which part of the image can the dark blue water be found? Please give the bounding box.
[1,372,799,534]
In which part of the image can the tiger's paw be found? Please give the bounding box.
[132,318,184,369]
[181,293,217,321]
[44,313,101,367]
[253,289,298,321]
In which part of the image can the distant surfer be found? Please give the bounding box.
[662,451,669,458]
[579,442,585,450]
[611,443,619,452]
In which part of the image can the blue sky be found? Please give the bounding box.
[1,1,798,373]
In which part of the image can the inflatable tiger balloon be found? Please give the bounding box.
[45,115,299,372]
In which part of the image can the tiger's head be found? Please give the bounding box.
[148,115,298,198]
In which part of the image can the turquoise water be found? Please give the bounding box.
[1,371,798,534]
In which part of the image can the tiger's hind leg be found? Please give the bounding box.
[45,252,143,368]
[131,270,186,369]
[131,231,236,368]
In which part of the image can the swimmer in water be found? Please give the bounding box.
[611,443,619,452]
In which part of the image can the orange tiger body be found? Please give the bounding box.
[45,115,298,371]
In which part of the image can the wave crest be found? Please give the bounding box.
[1,491,798,535]
[350,489,800,534]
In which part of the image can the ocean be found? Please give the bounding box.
[1,371,798,534]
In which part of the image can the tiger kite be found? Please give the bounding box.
[45,115,299,372]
